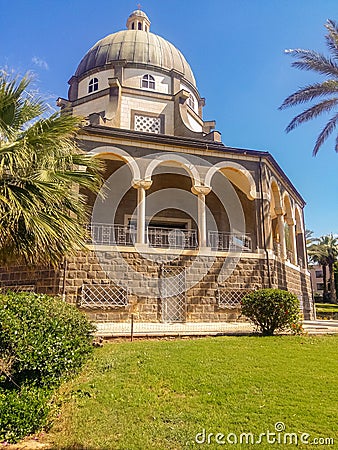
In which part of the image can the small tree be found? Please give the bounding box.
[241,289,302,336]
[0,73,102,265]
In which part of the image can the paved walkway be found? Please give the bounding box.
[95,320,338,337]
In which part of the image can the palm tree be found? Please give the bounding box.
[308,235,338,303]
[323,234,338,303]
[280,19,338,156]
[308,242,329,301]
[0,73,101,266]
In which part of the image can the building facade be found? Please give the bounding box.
[1,10,314,321]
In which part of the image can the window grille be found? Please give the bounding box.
[0,284,36,293]
[134,114,161,133]
[80,284,128,309]
[88,77,98,93]
[217,289,252,309]
[188,94,195,110]
[141,74,155,89]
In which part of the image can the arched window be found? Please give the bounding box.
[188,94,195,110]
[131,22,135,30]
[142,74,155,90]
[88,78,98,93]
[138,22,142,30]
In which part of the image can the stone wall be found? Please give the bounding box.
[0,250,314,322]
[63,250,314,322]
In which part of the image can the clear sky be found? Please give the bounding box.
[1,0,337,237]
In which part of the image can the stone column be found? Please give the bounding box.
[132,180,153,245]
[276,209,286,261]
[191,186,211,248]
[287,218,298,265]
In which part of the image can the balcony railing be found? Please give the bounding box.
[147,227,198,249]
[88,223,252,252]
[208,231,252,252]
[88,223,136,246]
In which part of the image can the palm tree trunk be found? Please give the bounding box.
[329,262,337,303]
[322,263,328,301]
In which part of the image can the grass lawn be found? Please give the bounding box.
[315,303,338,313]
[44,336,338,450]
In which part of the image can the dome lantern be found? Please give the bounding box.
[126,8,151,32]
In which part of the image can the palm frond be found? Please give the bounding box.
[313,112,338,155]
[325,19,338,60]
[285,49,338,78]
[279,80,338,109]
[285,98,338,132]
[0,74,45,140]
[0,73,103,265]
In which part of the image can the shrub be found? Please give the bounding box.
[241,289,302,336]
[0,292,95,443]
[0,385,51,444]
[0,292,95,387]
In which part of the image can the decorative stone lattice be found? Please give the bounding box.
[134,115,161,134]
[217,289,252,309]
[80,284,128,309]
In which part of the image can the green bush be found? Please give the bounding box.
[0,292,95,387]
[0,384,51,443]
[0,292,95,443]
[241,289,302,336]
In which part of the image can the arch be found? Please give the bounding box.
[88,146,141,181]
[88,77,98,93]
[295,205,304,234]
[282,192,294,222]
[269,177,282,216]
[144,153,201,185]
[205,162,257,200]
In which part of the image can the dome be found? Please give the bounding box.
[74,15,196,86]
[128,9,149,20]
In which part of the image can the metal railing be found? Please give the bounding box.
[147,227,198,249]
[208,231,252,252]
[88,223,136,246]
[88,223,252,252]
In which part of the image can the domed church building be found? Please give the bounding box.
[4,10,315,323]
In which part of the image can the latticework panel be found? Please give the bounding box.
[160,267,186,322]
[217,289,252,309]
[134,115,161,133]
[80,284,128,309]
[0,284,36,293]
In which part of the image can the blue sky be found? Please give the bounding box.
[1,0,337,237]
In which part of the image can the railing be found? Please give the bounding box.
[208,231,252,252]
[88,223,252,252]
[147,227,198,249]
[88,223,136,246]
